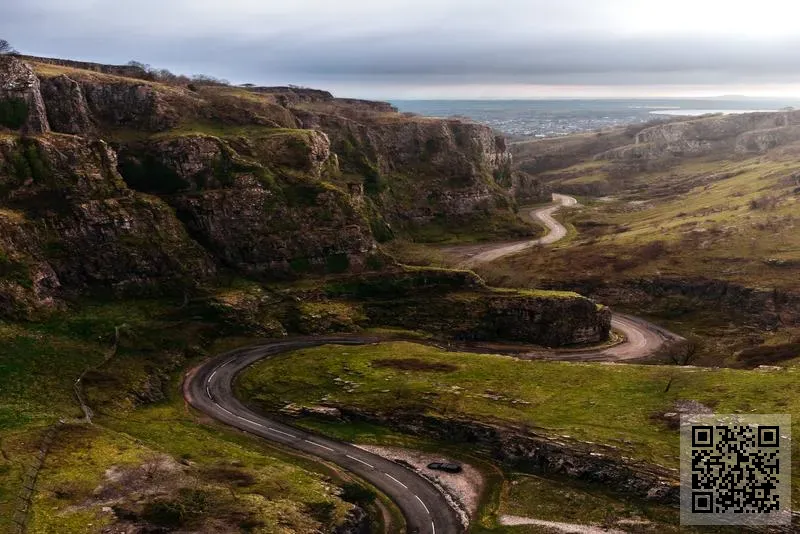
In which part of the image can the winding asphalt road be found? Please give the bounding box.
[459,193,577,268]
[184,338,463,534]
[183,193,685,534]
[457,193,685,361]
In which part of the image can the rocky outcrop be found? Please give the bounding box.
[0,56,50,133]
[232,129,333,177]
[249,86,334,106]
[21,56,528,235]
[0,56,579,319]
[542,276,800,330]
[332,505,370,534]
[173,177,376,277]
[295,111,518,226]
[508,170,549,203]
[116,132,378,278]
[118,134,238,193]
[0,134,215,316]
[599,111,800,161]
[325,269,611,346]
[362,291,610,346]
[734,125,800,154]
[80,80,184,132]
[39,74,95,134]
[331,408,679,504]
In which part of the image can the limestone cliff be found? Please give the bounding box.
[26,55,534,232]
[294,107,530,233]
[0,57,49,133]
[0,55,596,339]
[321,268,611,346]
[599,111,800,161]
[511,111,800,196]
[0,134,215,317]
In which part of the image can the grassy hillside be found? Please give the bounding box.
[238,341,800,473]
[485,155,800,288]
[0,300,388,534]
[238,341,800,532]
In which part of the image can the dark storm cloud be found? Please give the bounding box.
[3,0,800,92]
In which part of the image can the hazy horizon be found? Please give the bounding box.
[5,1,800,100]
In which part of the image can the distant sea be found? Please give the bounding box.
[389,98,800,138]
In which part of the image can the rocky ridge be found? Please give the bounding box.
[512,110,800,196]
[0,55,588,346]
[289,407,680,505]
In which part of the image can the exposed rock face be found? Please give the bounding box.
[327,269,611,346]
[0,134,215,317]
[118,134,235,193]
[233,129,333,177]
[734,125,800,154]
[0,56,50,133]
[25,56,528,230]
[0,57,592,329]
[599,111,800,161]
[295,111,523,226]
[337,408,679,504]
[116,132,377,278]
[363,292,610,346]
[39,74,95,134]
[508,170,549,203]
[249,85,334,106]
[81,80,183,131]
[173,177,376,277]
[543,276,800,330]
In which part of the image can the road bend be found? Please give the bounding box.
[184,338,462,534]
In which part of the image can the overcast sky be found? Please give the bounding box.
[4,0,800,99]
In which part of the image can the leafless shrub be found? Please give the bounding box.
[0,39,16,55]
[638,240,668,260]
[749,194,780,210]
[126,59,230,87]
[612,240,668,271]
[202,465,257,488]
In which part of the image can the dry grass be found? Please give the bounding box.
[483,155,800,290]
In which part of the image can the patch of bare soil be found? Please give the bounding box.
[371,358,459,372]
[499,515,626,533]
[354,444,483,519]
[68,454,260,533]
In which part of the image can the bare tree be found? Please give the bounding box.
[0,39,16,55]
[127,60,151,71]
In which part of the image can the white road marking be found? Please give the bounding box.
[415,495,430,515]
[205,386,213,399]
[267,427,297,438]
[213,402,235,416]
[346,454,374,469]
[304,439,334,452]
[431,520,436,534]
[208,369,218,382]
[385,473,408,489]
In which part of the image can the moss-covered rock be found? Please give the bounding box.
[0,56,49,133]
[0,134,215,316]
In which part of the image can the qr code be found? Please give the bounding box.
[681,414,791,526]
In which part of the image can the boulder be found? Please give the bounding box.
[0,56,50,133]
